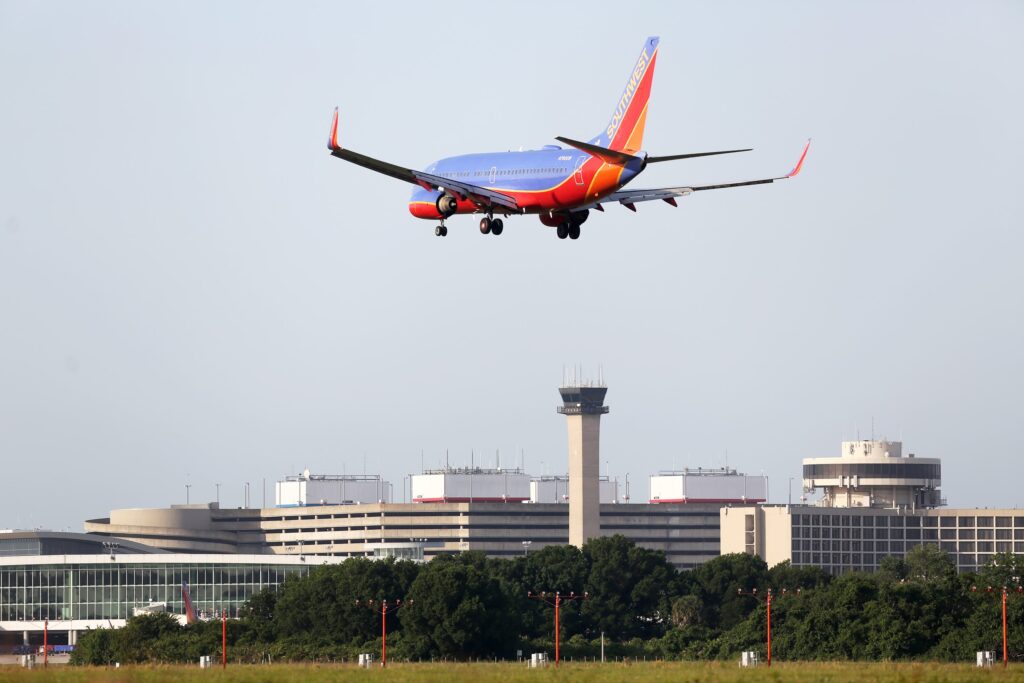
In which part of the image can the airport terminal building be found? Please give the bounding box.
[0,531,339,649]
[82,500,726,569]
[721,440,1024,573]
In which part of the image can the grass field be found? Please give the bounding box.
[2,662,1024,683]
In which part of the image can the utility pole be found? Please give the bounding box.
[355,598,412,667]
[738,587,800,666]
[528,591,589,667]
[973,579,1023,668]
[221,612,227,669]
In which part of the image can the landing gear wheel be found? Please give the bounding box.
[491,218,503,236]
[568,223,581,240]
[479,217,492,234]
[435,225,443,237]
[556,223,569,240]
[441,225,448,237]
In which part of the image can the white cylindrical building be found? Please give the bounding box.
[802,440,942,509]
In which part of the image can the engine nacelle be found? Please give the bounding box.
[436,194,458,218]
[538,209,589,228]
[571,209,590,225]
[538,212,563,228]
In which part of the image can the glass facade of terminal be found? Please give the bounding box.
[0,560,311,622]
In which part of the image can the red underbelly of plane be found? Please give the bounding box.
[408,202,442,219]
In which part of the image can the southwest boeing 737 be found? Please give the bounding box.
[327,36,809,240]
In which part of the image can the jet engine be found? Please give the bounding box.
[436,194,458,217]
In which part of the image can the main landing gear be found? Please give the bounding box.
[434,223,448,237]
[479,216,503,236]
[556,221,581,240]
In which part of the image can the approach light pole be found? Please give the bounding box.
[738,587,800,666]
[972,579,1023,668]
[527,591,589,667]
[355,598,412,667]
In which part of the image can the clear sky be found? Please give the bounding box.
[1,1,1022,529]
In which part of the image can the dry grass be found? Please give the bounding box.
[2,661,1023,683]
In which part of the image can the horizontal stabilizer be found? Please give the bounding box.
[555,136,642,166]
[647,148,752,163]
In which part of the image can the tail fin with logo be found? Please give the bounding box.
[182,581,197,625]
[591,36,660,154]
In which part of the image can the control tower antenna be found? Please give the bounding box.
[557,376,609,548]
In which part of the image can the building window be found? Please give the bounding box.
[959,516,975,527]
[996,517,1012,527]
[977,517,993,527]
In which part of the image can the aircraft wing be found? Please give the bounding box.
[594,140,810,211]
[327,108,518,211]
[410,170,519,211]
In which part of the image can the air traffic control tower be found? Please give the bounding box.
[558,381,609,547]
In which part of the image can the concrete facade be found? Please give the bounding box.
[85,501,724,569]
[558,384,609,548]
[722,504,1024,574]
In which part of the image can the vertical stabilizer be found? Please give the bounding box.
[182,581,198,624]
[592,36,660,154]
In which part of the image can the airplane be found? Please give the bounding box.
[327,36,809,240]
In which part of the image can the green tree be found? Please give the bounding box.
[401,552,517,659]
[495,544,588,641]
[581,535,677,640]
[272,557,418,646]
[688,553,768,630]
[70,627,117,665]
[904,544,957,583]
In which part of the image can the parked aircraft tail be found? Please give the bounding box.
[182,581,197,625]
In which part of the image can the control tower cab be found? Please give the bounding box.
[802,440,942,509]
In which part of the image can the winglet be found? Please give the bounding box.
[786,139,811,178]
[327,107,340,151]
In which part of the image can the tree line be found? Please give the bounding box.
[71,535,1024,664]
